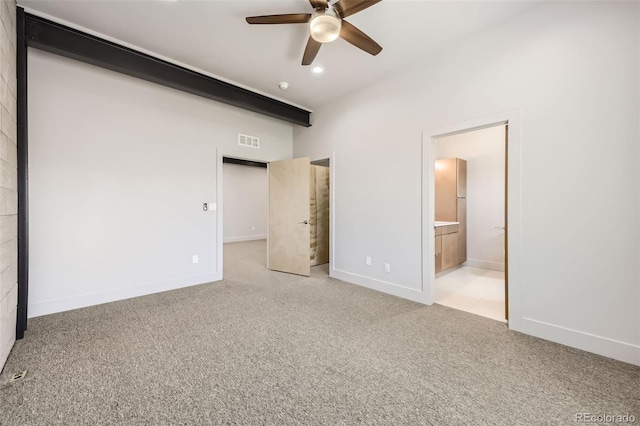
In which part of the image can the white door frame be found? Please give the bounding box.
[421,109,522,330]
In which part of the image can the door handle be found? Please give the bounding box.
[299,220,309,225]
[494,226,505,230]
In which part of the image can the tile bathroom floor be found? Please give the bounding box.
[435,266,506,322]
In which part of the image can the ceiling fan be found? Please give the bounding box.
[246,0,382,66]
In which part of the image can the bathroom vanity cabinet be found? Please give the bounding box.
[435,157,467,273]
[434,222,459,273]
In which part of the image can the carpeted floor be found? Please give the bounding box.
[0,240,638,425]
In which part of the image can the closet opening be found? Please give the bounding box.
[220,156,331,280]
[221,156,269,277]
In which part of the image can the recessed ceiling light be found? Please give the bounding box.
[312,66,324,74]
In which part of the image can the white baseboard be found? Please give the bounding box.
[223,235,267,243]
[515,317,640,366]
[27,273,220,318]
[463,258,505,272]
[331,267,639,366]
[330,268,428,305]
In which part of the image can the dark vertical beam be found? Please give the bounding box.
[16,6,29,339]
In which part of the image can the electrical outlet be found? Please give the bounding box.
[192,255,199,264]
[384,263,391,273]
[365,256,372,266]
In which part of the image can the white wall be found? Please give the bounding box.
[28,49,293,317]
[293,2,639,365]
[223,163,268,243]
[437,125,505,271]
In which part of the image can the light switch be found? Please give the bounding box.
[203,202,217,212]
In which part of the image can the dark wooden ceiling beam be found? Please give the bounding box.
[24,13,311,127]
[223,157,268,168]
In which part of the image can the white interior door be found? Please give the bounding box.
[268,157,311,276]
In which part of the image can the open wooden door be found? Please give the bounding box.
[268,157,311,276]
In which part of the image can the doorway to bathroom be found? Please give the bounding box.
[432,124,508,322]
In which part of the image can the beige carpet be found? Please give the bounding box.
[0,240,638,425]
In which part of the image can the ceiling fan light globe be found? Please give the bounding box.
[309,15,342,43]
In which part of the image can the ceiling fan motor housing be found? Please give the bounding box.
[309,7,342,43]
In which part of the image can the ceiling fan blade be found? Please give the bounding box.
[308,0,328,9]
[333,0,381,18]
[246,14,312,25]
[339,20,382,56]
[302,37,322,65]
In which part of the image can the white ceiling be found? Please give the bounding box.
[18,0,538,111]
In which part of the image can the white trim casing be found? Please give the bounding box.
[266,161,270,270]
[215,149,224,282]
[422,109,522,321]
[330,152,336,276]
